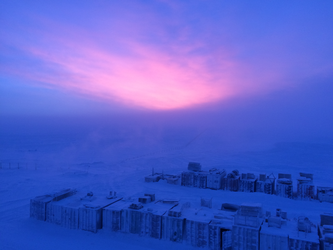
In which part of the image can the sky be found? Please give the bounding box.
[1,0,333,143]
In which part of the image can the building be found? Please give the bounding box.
[103,198,133,232]
[183,207,212,248]
[297,173,315,200]
[276,173,293,199]
[256,173,275,194]
[166,175,180,185]
[209,213,234,250]
[110,195,178,238]
[239,173,257,192]
[319,213,333,250]
[161,202,190,243]
[193,171,208,188]
[46,191,121,232]
[145,174,161,183]
[289,217,320,250]
[181,162,208,188]
[207,168,226,190]
[232,203,264,250]
[317,187,333,203]
[221,170,240,192]
[188,162,202,172]
[145,168,162,183]
[260,216,289,250]
[30,188,76,221]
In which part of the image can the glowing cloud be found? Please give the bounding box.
[1,1,333,111]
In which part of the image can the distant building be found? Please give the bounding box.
[256,173,275,194]
[221,170,240,192]
[317,187,333,203]
[207,168,226,190]
[144,168,162,183]
[187,162,202,172]
[145,174,161,183]
[239,173,257,192]
[181,162,207,188]
[297,173,315,200]
[166,175,180,185]
[276,173,293,199]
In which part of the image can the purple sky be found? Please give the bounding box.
[1,1,333,141]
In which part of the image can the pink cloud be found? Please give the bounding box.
[3,2,328,111]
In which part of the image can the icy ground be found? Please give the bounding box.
[1,128,333,250]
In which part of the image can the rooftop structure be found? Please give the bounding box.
[188,162,202,172]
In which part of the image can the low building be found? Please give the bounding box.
[166,175,180,185]
[276,173,293,199]
[317,187,333,203]
[145,174,161,183]
[145,168,162,182]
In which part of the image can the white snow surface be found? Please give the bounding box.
[1,129,333,249]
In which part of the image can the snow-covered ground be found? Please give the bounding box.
[1,128,333,249]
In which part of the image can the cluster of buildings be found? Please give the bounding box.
[145,162,333,203]
[30,188,333,250]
